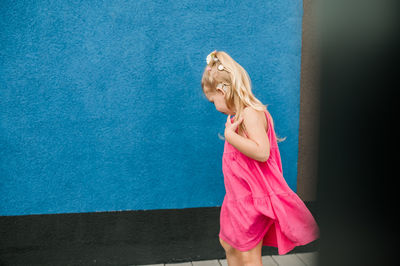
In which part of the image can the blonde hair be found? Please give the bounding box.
[201,50,286,143]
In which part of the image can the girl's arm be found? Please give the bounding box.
[225,107,270,162]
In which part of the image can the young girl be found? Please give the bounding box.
[201,50,319,265]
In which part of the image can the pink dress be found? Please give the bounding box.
[219,109,319,255]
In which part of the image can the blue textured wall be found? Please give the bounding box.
[0,0,303,216]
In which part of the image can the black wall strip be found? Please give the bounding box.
[0,202,319,266]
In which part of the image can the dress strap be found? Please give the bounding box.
[264,109,277,143]
[264,109,272,132]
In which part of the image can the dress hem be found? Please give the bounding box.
[219,219,274,252]
[219,225,319,255]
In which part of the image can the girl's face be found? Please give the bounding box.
[205,87,236,115]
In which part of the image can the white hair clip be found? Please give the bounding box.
[206,50,219,65]
[206,51,227,72]
[217,83,227,92]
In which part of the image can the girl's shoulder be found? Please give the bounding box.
[242,106,270,132]
[243,106,267,118]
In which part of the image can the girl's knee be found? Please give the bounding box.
[237,241,263,266]
[240,254,262,266]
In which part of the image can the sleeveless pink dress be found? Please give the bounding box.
[219,109,319,255]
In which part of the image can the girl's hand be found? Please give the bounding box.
[224,115,244,139]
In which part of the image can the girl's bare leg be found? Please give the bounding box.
[219,237,243,266]
[236,238,263,266]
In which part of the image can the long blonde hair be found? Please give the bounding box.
[201,50,286,143]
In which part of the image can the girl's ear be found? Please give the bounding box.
[216,87,225,96]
